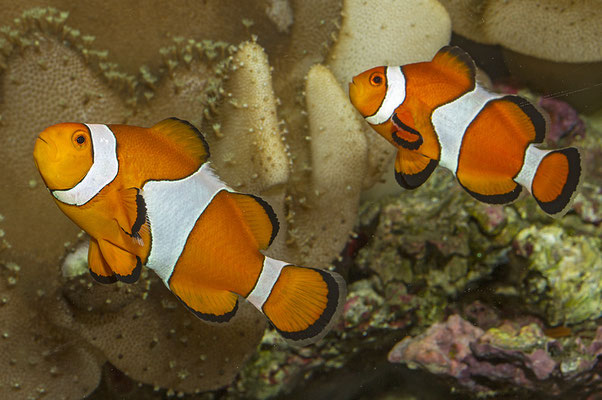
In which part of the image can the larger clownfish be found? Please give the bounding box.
[349,46,581,216]
[33,118,346,345]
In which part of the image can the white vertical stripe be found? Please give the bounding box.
[365,66,406,125]
[143,163,229,283]
[515,144,548,192]
[431,86,502,173]
[246,257,288,311]
[52,124,118,206]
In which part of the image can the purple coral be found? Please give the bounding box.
[388,314,602,396]
[538,97,586,144]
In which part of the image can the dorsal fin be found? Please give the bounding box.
[431,46,476,90]
[151,118,210,164]
[229,192,279,250]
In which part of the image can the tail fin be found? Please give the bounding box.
[246,258,346,346]
[530,147,581,216]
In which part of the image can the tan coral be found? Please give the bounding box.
[435,0,491,44]
[0,9,262,398]
[0,0,456,396]
[483,0,602,112]
[481,0,602,63]
[0,0,288,76]
[438,0,602,112]
[0,18,129,298]
[327,0,451,194]
[57,271,265,394]
[328,0,451,85]
[439,0,602,62]
[0,267,103,400]
[288,64,368,265]
[203,41,291,256]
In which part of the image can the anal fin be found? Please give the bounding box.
[97,239,141,283]
[88,239,117,284]
[228,192,279,249]
[394,148,438,189]
[169,279,239,323]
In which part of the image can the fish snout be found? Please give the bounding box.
[33,135,58,165]
[348,79,359,106]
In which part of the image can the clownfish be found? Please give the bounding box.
[33,118,346,345]
[349,46,581,216]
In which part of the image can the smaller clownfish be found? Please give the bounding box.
[33,118,346,346]
[349,46,581,216]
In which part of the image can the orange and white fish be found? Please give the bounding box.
[33,118,346,345]
[349,46,581,216]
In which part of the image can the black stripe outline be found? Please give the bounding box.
[246,194,280,247]
[427,47,478,165]
[173,291,239,323]
[89,269,118,284]
[114,256,142,284]
[459,180,523,204]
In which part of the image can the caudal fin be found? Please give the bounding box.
[531,147,581,216]
[246,259,346,346]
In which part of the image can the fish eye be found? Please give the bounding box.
[369,72,384,86]
[72,130,89,149]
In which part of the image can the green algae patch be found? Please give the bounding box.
[516,225,602,325]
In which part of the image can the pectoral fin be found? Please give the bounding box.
[392,113,423,150]
[113,187,147,242]
[97,239,141,283]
